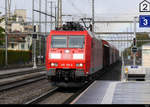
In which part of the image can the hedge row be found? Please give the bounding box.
[0,50,32,66]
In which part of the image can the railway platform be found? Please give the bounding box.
[71,81,150,104]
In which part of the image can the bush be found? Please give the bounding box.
[0,50,32,66]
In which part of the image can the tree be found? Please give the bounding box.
[136,34,150,47]
[0,17,5,46]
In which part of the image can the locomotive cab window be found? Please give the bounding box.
[51,36,67,48]
[51,35,85,48]
[69,36,85,48]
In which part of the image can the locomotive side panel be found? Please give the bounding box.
[85,34,92,75]
[97,39,103,71]
[109,47,113,65]
[90,38,103,75]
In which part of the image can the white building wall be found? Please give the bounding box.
[142,45,150,67]
[0,20,5,29]
[11,23,24,32]
[14,9,26,22]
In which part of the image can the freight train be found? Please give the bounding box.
[45,22,119,87]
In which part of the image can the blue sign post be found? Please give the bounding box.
[139,15,150,27]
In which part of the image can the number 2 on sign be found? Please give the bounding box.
[142,4,148,11]
[143,19,148,25]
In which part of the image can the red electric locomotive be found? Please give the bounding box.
[46,22,104,87]
[45,22,119,87]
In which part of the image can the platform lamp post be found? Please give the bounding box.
[92,0,95,34]
[32,0,37,69]
[44,0,47,64]
[133,16,137,66]
[121,50,125,81]
[33,26,37,69]
[5,0,8,67]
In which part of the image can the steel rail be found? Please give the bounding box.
[0,74,46,92]
[25,87,59,104]
[0,67,45,79]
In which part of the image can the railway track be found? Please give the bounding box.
[24,69,107,104]
[0,62,120,104]
[0,66,45,79]
[35,62,121,104]
[0,72,46,92]
[25,87,59,104]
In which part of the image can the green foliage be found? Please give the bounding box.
[0,50,32,66]
[0,17,5,46]
[136,34,150,47]
[8,15,17,21]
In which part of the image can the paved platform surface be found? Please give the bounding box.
[0,66,45,76]
[72,81,150,104]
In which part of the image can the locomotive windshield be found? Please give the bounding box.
[51,35,85,48]
[68,36,85,48]
[51,36,67,48]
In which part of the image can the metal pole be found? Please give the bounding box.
[32,0,37,69]
[55,6,57,28]
[50,1,53,30]
[39,0,42,65]
[125,33,126,53]
[133,16,137,66]
[127,28,128,61]
[45,0,47,64]
[92,0,95,34]
[57,0,62,28]
[121,48,126,81]
[8,0,11,19]
[5,0,8,67]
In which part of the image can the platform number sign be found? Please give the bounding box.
[139,15,150,27]
[139,0,150,12]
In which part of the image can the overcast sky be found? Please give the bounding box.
[0,0,145,20]
[0,0,149,51]
[0,0,147,30]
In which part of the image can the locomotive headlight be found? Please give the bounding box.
[73,54,84,59]
[76,63,83,67]
[51,63,58,67]
[51,63,55,67]
[79,63,83,67]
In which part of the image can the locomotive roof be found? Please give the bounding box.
[50,30,95,38]
[50,30,118,51]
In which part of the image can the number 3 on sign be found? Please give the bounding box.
[143,19,148,25]
[139,15,150,27]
